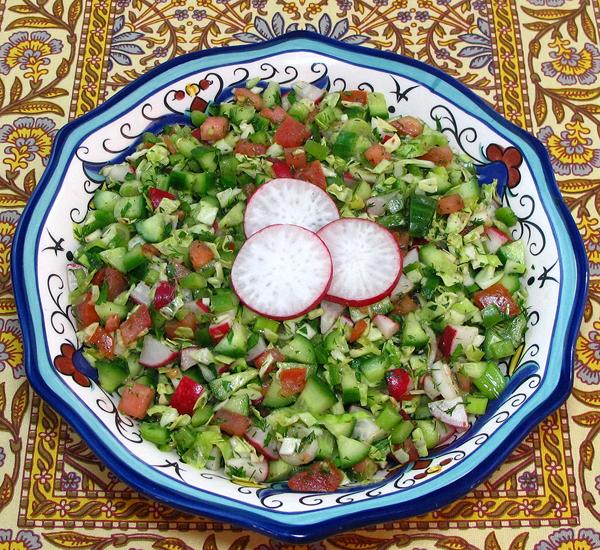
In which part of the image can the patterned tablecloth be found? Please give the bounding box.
[0,0,599,548]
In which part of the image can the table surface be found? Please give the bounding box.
[1,1,599,548]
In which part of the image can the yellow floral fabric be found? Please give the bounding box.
[1,1,599,548]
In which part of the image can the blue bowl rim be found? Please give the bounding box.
[11,31,589,542]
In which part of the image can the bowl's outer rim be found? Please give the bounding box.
[12,31,589,542]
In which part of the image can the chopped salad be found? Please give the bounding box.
[69,79,528,492]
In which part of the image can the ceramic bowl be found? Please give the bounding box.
[12,32,588,542]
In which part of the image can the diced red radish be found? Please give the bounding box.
[430,361,460,400]
[365,195,389,217]
[139,334,179,367]
[386,368,411,400]
[153,280,176,310]
[352,415,387,444]
[340,315,353,327]
[130,281,152,306]
[231,224,332,320]
[245,425,279,460]
[271,159,293,179]
[423,375,440,400]
[373,314,400,339]
[209,311,235,342]
[180,346,212,371]
[318,219,402,307]
[435,422,456,448]
[170,376,205,416]
[243,178,339,237]
[279,429,319,466]
[428,398,469,429]
[438,325,480,357]
[246,336,267,362]
[484,226,511,253]
[182,300,210,318]
[320,300,345,334]
[226,457,268,482]
[148,187,176,209]
[294,81,325,102]
[391,274,414,297]
[403,247,420,267]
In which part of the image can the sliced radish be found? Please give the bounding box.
[438,325,480,357]
[139,334,178,367]
[318,219,402,307]
[428,398,469,429]
[231,224,332,320]
[423,375,441,400]
[484,226,510,253]
[130,281,152,306]
[209,310,236,343]
[403,247,420,267]
[373,314,400,339]
[244,178,339,237]
[245,425,280,460]
[180,346,213,371]
[430,361,460,400]
[246,336,267,362]
[320,300,345,334]
[391,274,414,297]
[226,457,269,483]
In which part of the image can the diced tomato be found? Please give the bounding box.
[391,116,424,138]
[163,135,177,154]
[296,160,326,190]
[437,193,465,215]
[456,372,472,393]
[419,145,454,166]
[214,408,252,436]
[473,283,520,316]
[74,291,100,328]
[340,90,368,104]
[199,116,229,143]
[88,326,114,358]
[234,139,267,157]
[242,183,257,199]
[105,313,121,333]
[348,319,367,343]
[386,368,411,400]
[274,116,311,148]
[170,376,205,416]
[285,148,307,169]
[392,230,410,250]
[403,438,420,462]
[142,243,161,258]
[153,280,176,310]
[209,320,231,343]
[260,106,287,124]
[189,241,214,270]
[271,159,293,178]
[118,382,155,419]
[92,268,128,301]
[148,187,176,209]
[165,312,197,340]
[393,294,419,315]
[352,458,378,480]
[364,143,391,166]
[280,367,307,397]
[254,348,285,370]
[120,304,152,346]
[288,461,343,493]
[234,87,263,110]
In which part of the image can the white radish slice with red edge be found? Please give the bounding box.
[244,178,339,237]
[231,224,333,320]
[318,218,402,307]
[139,334,178,368]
